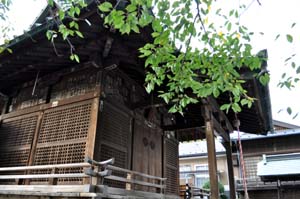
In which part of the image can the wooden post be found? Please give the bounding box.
[84,95,100,184]
[126,173,132,190]
[25,112,44,185]
[224,140,236,199]
[203,105,219,199]
[48,168,58,185]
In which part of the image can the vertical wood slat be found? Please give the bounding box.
[204,106,219,199]
[163,134,179,195]
[25,112,44,185]
[83,96,100,184]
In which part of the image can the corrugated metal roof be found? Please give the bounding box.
[257,153,300,181]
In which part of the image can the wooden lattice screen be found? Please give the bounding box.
[97,102,131,188]
[0,113,39,167]
[0,96,99,185]
[164,135,179,195]
[32,100,94,184]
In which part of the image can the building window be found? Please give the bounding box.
[195,164,209,171]
[195,174,210,188]
[194,164,209,188]
[180,165,192,183]
[180,165,192,172]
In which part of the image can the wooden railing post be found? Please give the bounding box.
[126,173,132,190]
[48,167,58,185]
[91,166,99,185]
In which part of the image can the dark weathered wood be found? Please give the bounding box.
[1,90,101,120]
[107,165,166,181]
[132,118,149,191]
[212,116,229,142]
[223,140,236,199]
[206,97,234,132]
[25,112,43,185]
[203,105,219,199]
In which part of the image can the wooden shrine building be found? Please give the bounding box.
[0,1,273,199]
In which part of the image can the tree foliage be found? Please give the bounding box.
[202,180,227,199]
[3,0,296,114]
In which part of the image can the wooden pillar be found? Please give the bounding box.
[203,105,219,199]
[224,140,236,199]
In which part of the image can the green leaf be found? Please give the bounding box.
[291,22,296,28]
[274,34,280,41]
[168,105,177,113]
[293,113,298,119]
[6,48,12,53]
[98,2,113,12]
[291,62,296,68]
[287,107,292,115]
[75,7,80,16]
[75,31,84,38]
[131,25,140,33]
[227,22,232,31]
[46,30,52,40]
[259,73,270,86]
[48,0,54,6]
[241,99,248,106]
[220,104,230,113]
[232,103,241,112]
[286,34,293,43]
[58,9,65,20]
[126,4,136,12]
[296,66,300,74]
[74,54,80,63]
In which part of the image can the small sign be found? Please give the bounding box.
[51,101,58,107]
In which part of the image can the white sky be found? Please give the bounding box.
[2,0,300,126]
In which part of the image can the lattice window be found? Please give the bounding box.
[0,149,31,167]
[0,115,38,148]
[164,138,179,195]
[33,142,86,184]
[166,139,178,168]
[32,101,92,184]
[0,115,38,171]
[38,103,91,143]
[101,144,127,188]
[166,167,178,194]
[100,104,130,148]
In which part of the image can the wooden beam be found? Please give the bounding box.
[223,140,236,199]
[212,116,230,142]
[203,105,219,199]
[206,97,234,133]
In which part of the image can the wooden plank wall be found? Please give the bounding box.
[132,117,162,192]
